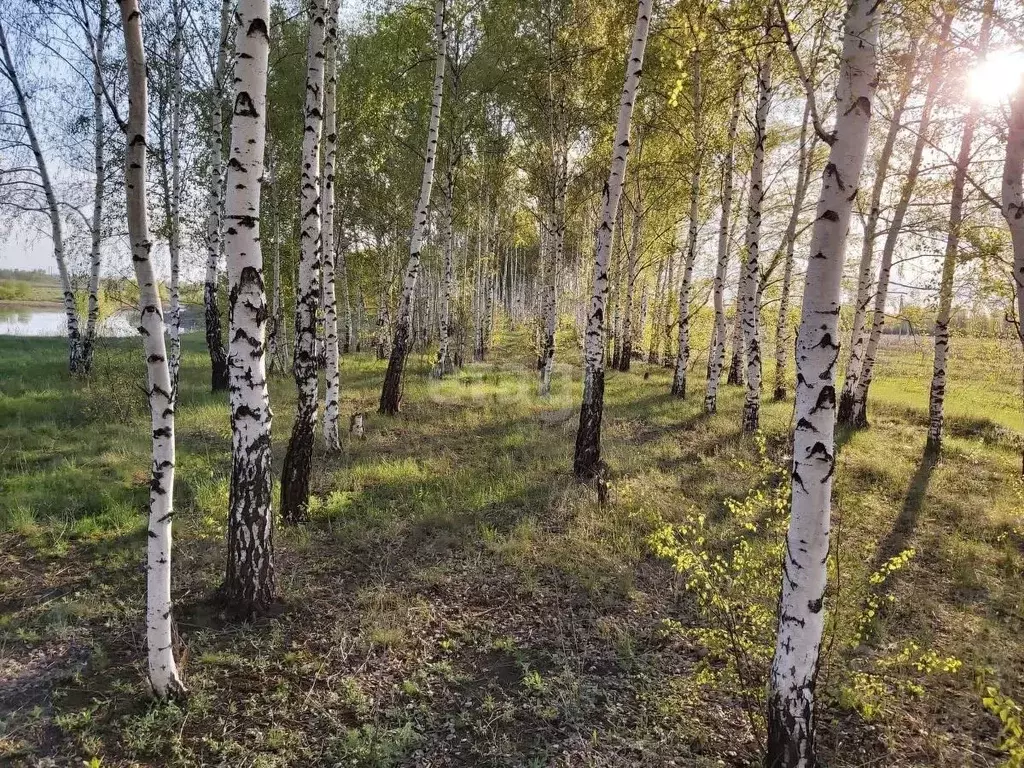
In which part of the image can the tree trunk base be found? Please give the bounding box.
[772,386,786,402]
[727,357,743,386]
[765,693,818,768]
[742,401,759,433]
[280,411,315,523]
[380,332,408,415]
[573,371,605,480]
[618,342,632,372]
[851,397,869,429]
[836,389,855,425]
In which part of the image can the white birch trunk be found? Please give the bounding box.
[851,16,950,427]
[573,0,652,479]
[221,0,276,615]
[322,0,341,451]
[167,0,184,397]
[433,156,457,377]
[647,256,666,364]
[117,0,185,699]
[340,241,353,353]
[380,0,446,414]
[772,98,813,402]
[660,244,676,365]
[766,0,880,761]
[281,0,327,522]
[539,134,567,393]
[619,203,641,372]
[268,183,288,375]
[1003,82,1024,476]
[0,20,82,373]
[672,167,700,397]
[82,0,107,374]
[836,66,913,423]
[204,0,233,392]
[928,3,992,451]
[704,80,741,413]
[671,48,701,395]
[739,54,772,432]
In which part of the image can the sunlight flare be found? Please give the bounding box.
[968,48,1024,104]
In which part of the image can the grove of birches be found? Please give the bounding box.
[1,0,1024,764]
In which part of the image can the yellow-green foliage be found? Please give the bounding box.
[981,683,1024,768]
[648,432,788,709]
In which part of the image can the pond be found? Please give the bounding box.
[0,306,199,337]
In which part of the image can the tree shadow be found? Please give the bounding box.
[869,447,938,573]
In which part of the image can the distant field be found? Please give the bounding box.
[0,274,63,304]
[0,327,1021,767]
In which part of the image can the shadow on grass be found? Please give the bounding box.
[869,447,938,573]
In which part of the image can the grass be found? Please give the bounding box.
[0,322,1022,767]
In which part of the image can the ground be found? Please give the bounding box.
[0,324,1022,767]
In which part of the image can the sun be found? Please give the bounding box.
[968,49,1024,104]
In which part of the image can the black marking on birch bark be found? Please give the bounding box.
[779,611,806,628]
[806,442,832,462]
[248,17,269,38]
[792,469,807,493]
[809,386,835,414]
[235,92,258,117]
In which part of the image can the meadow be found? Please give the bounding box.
[0,324,1022,767]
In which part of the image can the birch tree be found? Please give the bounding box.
[155,0,184,396]
[767,0,881,761]
[1004,77,1024,476]
[573,0,652,479]
[927,1,993,453]
[771,98,815,401]
[835,46,916,423]
[204,0,233,393]
[281,0,327,522]
[117,0,186,699]
[221,0,276,616]
[850,14,952,427]
[82,0,108,375]
[379,0,447,415]
[671,48,702,398]
[0,18,83,374]
[322,0,342,452]
[738,44,772,432]
[704,80,741,413]
[433,149,458,378]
